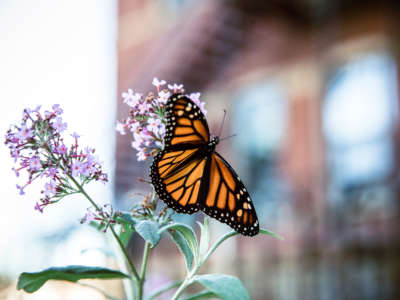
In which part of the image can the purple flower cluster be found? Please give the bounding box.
[5,105,108,212]
[117,77,207,161]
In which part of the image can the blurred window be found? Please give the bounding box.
[323,53,398,187]
[232,80,289,218]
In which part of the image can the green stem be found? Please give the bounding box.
[201,230,238,265]
[147,281,183,300]
[172,230,239,300]
[138,242,151,300]
[110,225,141,283]
[171,275,194,300]
[67,174,141,284]
[140,242,151,280]
[67,174,100,211]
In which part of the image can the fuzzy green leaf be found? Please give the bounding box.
[198,218,210,261]
[192,274,249,300]
[168,229,194,271]
[17,265,129,293]
[159,223,198,264]
[259,228,284,240]
[136,220,161,248]
[184,290,217,300]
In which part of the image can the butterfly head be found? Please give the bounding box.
[207,136,219,154]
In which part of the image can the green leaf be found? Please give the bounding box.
[136,220,161,248]
[192,274,249,300]
[198,218,210,261]
[184,290,217,300]
[119,223,134,247]
[117,212,138,227]
[259,228,284,240]
[168,229,194,271]
[159,223,199,264]
[117,213,138,247]
[17,265,129,293]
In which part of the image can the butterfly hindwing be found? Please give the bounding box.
[151,147,204,214]
[201,153,259,236]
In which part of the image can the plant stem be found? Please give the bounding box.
[140,242,151,281]
[147,281,183,300]
[171,230,239,300]
[171,274,194,300]
[68,175,141,284]
[110,225,141,283]
[201,230,238,265]
[67,174,100,211]
[137,242,151,300]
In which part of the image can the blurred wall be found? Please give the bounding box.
[116,1,400,299]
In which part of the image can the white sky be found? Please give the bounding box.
[0,0,117,276]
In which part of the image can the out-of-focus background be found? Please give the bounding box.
[1,0,400,299]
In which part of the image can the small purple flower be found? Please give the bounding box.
[12,167,20,177]
[146,118,162,134]
[137,102,150,115]
[34,202,43,213]
[128,121,140,133]
[157,90,171,105]
[29,156,42,171]
[16,125,33,141]
[52,117,67,132]
[122,89,142,107]
[52,104,63,115]
[81,162,96,176]
[56,144,68,154]
[71,132,80,139]
[168,83,184,92]
[26,105,41,114]
[46,167,58,178]
[131,139,143,151]
[152,77,166,88]
[16,184,25,195]
[98,173,108,183]
[116,121,126,135]
[188,93,207,115]
[137,149,148,161]
[158,123,166,136]
[81,209,96,224]
[70,161,83,177]
[44,180,57,197]
[11,150,20,163]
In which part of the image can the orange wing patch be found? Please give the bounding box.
[158,156,206,210]
[206,157,219,207]
[193,120,208,142]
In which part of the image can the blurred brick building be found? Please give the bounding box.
[116,1,400,299]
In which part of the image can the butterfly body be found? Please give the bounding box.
[150,94,259,236]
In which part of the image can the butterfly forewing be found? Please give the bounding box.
[150,94,210,213]
[163,94,209,148]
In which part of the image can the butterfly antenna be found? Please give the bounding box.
[219,133,237,142]
[218,109,227,137]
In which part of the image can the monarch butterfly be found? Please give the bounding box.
[150,93,259,236]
